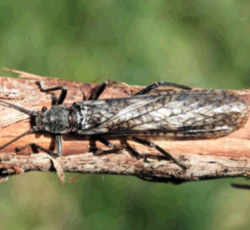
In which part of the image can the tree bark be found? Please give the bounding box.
[0,68,250,185]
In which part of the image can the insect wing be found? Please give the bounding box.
[85,90,248,139]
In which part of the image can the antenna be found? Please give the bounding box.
[0,100,34,116]
[0,129,34,151]
[0,100,35,150]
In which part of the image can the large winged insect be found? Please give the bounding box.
[0,81,248,170]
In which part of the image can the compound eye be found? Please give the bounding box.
[42,106,48,112]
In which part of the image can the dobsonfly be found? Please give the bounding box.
[0,81,248,170]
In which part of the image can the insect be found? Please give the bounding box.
[0,81,248,170]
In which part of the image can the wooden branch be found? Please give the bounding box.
[1,68,250,185]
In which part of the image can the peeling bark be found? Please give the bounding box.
[0,68,250,185]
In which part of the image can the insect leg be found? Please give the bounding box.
[120,139,141,159]
[134,81,192,95]
[97,136,116,149]
[89,138,98,152]
[55,135,62,156]
[88,81,108,100]
[90,136,122,155]
[131,137,186,169]
[36,81,67,105]
[0,130,33,151]
[16,135,63,157]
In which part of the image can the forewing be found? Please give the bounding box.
[79,90,247,139]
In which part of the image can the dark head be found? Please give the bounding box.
[0,100,72,151]
[0,100,71,134]
[33,105,71,134]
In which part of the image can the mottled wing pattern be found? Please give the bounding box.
[77,90,248,139]
[73,96,152,128]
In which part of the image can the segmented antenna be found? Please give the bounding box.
[0,100,34,115]
[0,100,35,150]
[0,130,33,151]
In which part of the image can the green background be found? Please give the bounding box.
[1,1,250,229]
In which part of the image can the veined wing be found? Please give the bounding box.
[80,90,247,139]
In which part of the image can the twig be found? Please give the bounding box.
[0,68,250,185]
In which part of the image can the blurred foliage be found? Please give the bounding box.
[0,0,250,229]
